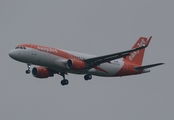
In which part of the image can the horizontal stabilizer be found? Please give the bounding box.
[134,63,164,70]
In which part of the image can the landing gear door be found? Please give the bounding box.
[32,45,37,55]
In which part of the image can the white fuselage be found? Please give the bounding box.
[9,45,125,77]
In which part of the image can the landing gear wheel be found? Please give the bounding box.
[26,63,31,74]
[26,70,30,74]
[84,74,92,81]
[61,79,69,86]
[84,75,88,80]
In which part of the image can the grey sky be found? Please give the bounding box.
[0,0,173,120]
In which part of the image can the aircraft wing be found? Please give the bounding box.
[84,45,146,69]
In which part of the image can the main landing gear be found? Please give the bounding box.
[59,73,92,86]
[84,74,92,81]
[59,72,69,86]
[25,63,31,74]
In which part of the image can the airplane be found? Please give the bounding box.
[9,36,164,86]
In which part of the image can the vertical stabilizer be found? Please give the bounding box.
[124,36,152,65]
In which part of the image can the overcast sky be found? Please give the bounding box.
[0,0,173,120]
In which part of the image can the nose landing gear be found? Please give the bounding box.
[25,63,31,74]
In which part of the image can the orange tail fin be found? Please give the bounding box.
[124,36,152,65]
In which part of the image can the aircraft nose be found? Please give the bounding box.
[9,49,16,59]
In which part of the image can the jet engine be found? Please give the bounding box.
[66,59,86,70]
[32,67,54,78]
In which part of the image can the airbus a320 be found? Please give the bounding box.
[9,36,164,86]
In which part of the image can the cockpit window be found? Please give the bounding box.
[15,46,26,49]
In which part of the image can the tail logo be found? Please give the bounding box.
[137,39,146,47]
[129,39,146,61]
[129,51,139,60]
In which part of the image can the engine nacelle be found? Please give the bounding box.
[66,59,86,70]
[32,67,54,78]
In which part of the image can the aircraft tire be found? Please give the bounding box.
[26,70,30,74]
[84,74,92,81]
[61,79,69,86]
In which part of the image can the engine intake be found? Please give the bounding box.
[66,59,85,70]
[32,67,54,78]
